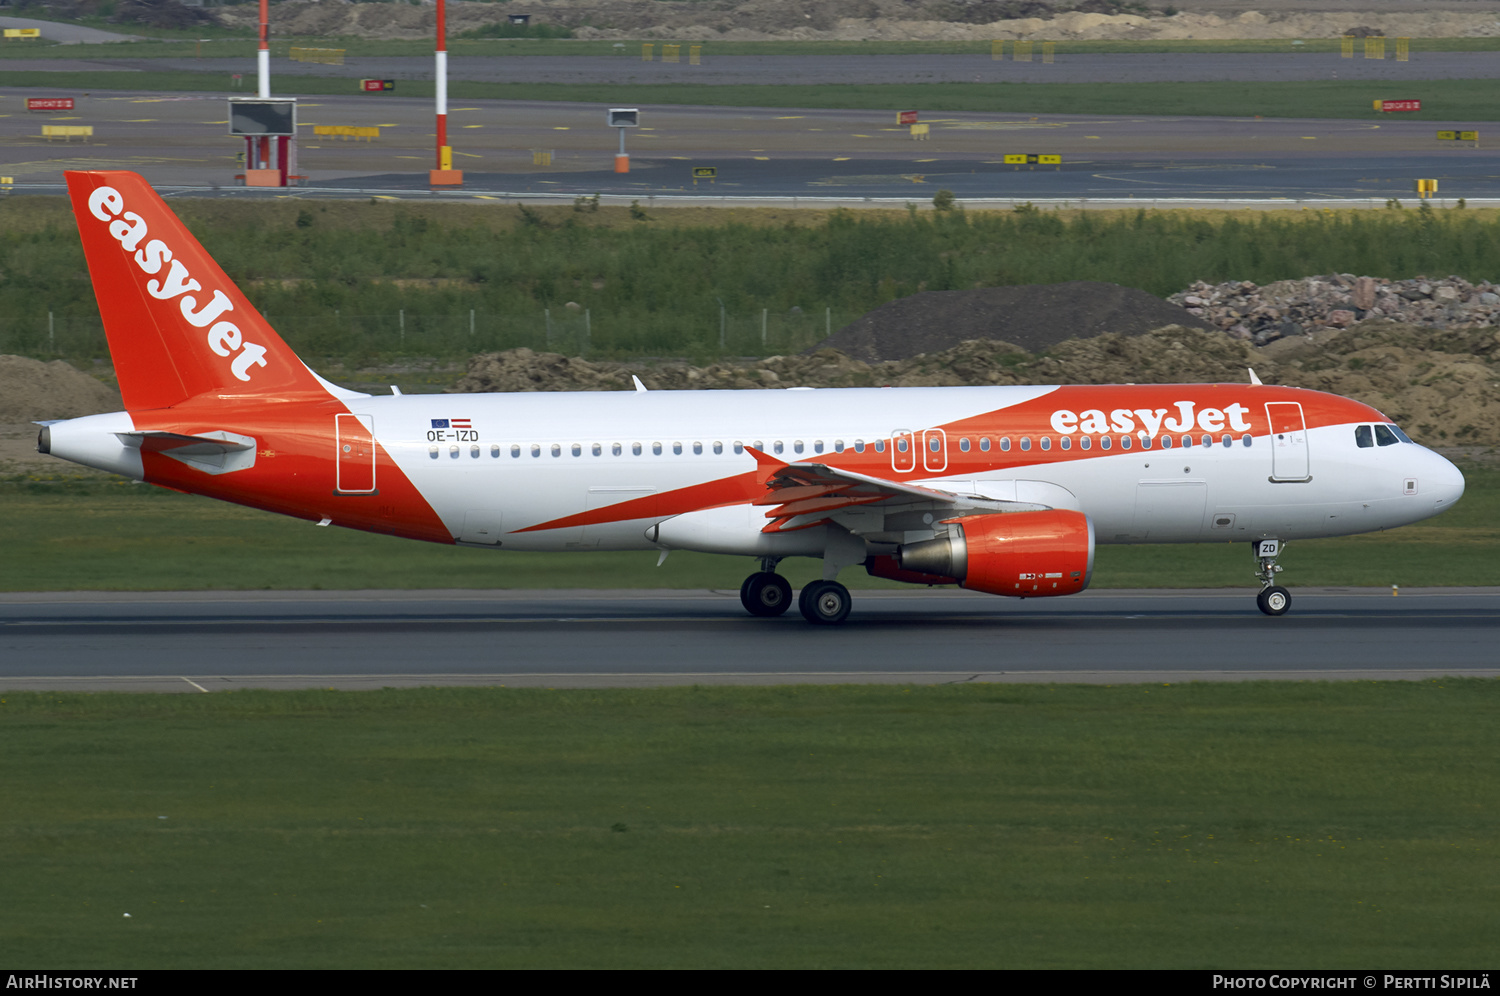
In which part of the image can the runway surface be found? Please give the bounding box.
[1,90,1494,201]
[2,587,1496,691]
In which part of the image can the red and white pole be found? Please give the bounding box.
[257,0,269,99]
[430,0,461,184]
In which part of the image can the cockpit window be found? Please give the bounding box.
[1390,424,1414,444]
[1374,424,1400,447]
[1355,425,1373,448]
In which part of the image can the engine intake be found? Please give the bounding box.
[895,509,1094,598]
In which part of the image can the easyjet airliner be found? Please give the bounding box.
[37,171,1466,623]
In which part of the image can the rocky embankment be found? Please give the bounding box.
[1172,274,1500,346]
[449,322,1500,448]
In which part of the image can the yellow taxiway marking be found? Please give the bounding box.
[833,156,851,161]
[914,158,937,162]
[456,151,483,158]
[394,155,424,160]
[453,107,481,111]
[1086,135,1101,139]
[670,155,690,160]
[851,134,872,138]
[377,123,400,127]
[807,128,824,132]
[553,126,569,130]
[50,116,81,120]
[372,195,399,200]
[776,115,806,119]
[1302,136,1317,140]
[121,119,157,123]
[463,124,483,128]
[474,195,502,199]
[202,120,229,125]
[753,156,769,160]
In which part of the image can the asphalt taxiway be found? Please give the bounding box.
[2,587,1496,691]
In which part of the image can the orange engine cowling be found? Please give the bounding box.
[894,509,1094,598]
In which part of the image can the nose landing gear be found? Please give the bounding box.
[1253,539,1291,616]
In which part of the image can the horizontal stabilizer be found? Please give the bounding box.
[115,429,257,475]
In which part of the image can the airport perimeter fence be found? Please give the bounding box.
[0,306,853,366]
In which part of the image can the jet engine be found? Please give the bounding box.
[892,509,1094,597]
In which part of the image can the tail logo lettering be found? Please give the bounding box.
[86,185,269,383]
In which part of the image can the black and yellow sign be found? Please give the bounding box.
[693,167,717,178]
[1004,154,1062,168]
[1438,130,1478,141]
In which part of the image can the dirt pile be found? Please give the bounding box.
[1172,274,1500,345]
[214,1,1500,43]
[0,355,121,423]
[448,322,1500,447]
[813,282,1210,362]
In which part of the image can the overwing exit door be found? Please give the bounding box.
[335,413,376,493]
[1265,402,1310,482]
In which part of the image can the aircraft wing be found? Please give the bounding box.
[745,447,1049,533]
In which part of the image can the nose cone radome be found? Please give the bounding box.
[1424,449,1466,514]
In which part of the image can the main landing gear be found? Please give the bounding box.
[1253,539,1291,616]
[738,559,853,625]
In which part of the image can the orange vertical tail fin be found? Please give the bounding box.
[66,170,332,411]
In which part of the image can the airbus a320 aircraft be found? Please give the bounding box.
[38,171,1466,623]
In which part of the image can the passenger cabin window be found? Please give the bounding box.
[1119,436,1131,450]
[1099,437,1111,451]
[673,442,682,455]
[1020,437,1031,452]
[511,445,521,458]
[713,441,723,455]
[652,442,663,456]
[999,437,1011,452]
[572,444,582,457]
[491,444,500,458]
[1060,436,1071,451]
[874,440,886,453]
[551,444,562,458]
[959,437,970,452]
[979,437,991,452]
[632,442,642,456]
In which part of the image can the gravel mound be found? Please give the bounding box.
[809,282,1211,362]
[1172,274,1500,345]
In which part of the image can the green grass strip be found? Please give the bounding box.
[3,464,1495,591]
[2,682,1497,968]
[3,72,1497,120]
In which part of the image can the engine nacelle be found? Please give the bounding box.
[896,509,1094,598]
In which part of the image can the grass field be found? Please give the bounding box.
[2,682,1497,968]
[1,71,1497,120]
[12,199,1500,367]
[2,463,1494,592]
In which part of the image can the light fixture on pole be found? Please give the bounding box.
[608,107,639,174]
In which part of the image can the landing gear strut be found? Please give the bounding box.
[740,559,792,617]
[1253,539,1291,616]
